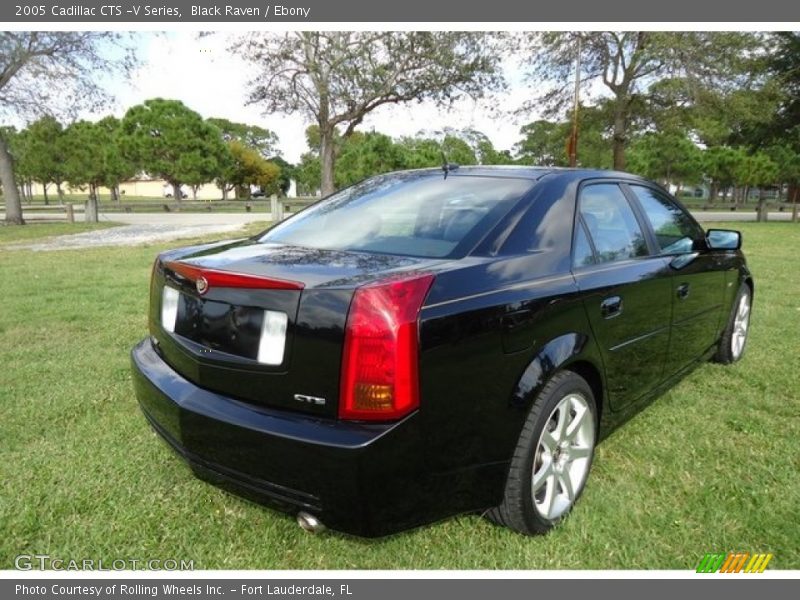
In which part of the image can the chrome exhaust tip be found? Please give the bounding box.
[296,512,326,534]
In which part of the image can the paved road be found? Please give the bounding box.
[3,209,796,225]
[3,211,272,226]
[691,210,796,222]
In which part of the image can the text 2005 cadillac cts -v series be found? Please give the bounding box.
[131,167,753,537]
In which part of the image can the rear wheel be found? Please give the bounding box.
[714,284,751,364]
[487,370,597,535]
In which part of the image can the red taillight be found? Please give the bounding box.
[164,260,304,292]
[339,273,434,421]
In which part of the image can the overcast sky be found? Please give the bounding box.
[104,31,538,162]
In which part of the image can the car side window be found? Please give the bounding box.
[630,186,704,255]
[572,219,596,268]
[578,184,649,264]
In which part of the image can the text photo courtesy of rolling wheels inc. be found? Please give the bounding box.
[0,23,798,574]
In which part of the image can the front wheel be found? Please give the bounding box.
[714,284,751,364]
[487,370,597,535]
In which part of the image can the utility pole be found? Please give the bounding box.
[568,35,582,168]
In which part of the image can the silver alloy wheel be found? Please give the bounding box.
[731,291,751,359]
[531,393,595,521]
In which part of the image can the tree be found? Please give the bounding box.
[235,31,504,195]
[702,146,745,202]
[334,131,409,188]
[515,120,569,166]
[0,32,135,224]
[627,131,704,192]
[515,105,614,169]
[61,121,107,222]
[206,117,280,158]
[294,152,322,196]
[119,98,227,202]
[523,32,759,170]
[734,151,779,221]
[12,116,69,204]
[268,156,295,196]
[760,33,800,146]
[95,116,136,203]
[217,140,280,199]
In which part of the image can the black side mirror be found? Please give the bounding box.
[706,229,741,251]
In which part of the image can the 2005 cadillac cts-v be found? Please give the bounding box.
[131,166,752,537]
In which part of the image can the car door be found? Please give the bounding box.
[625,184,726,375]
[572,182,673,411]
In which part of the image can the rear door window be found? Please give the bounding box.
[578,184,649,264]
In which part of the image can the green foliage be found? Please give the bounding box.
[515,120,569,166]
[703,146,745,192]
[627,131,704,185]
[61,120,107,191]
[294,152,322,195]
[218,140,281,197]
[119,98,227,193]
[11,116,68,192]
[525,32,763,169]
[334,131,409,188]
[95,116,136,192]
[761,32,800,151]
[295,126,522,191]
[267,156,295,196]
[206,117,279,158]
[734,151,779,188]
[516,106,613,169]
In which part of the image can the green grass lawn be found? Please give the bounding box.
[1,222,798,570]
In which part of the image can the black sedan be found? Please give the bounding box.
[131,166,752,537]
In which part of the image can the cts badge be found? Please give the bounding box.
[294,394,327,406]
[196,276,209,295]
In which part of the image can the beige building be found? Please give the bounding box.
[29,176,223,200]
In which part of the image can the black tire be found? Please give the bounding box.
[713,283,751,364]
[487,370,597,535]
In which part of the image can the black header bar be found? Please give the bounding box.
[3,0,799,23]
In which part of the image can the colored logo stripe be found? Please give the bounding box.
[696,552,773,573]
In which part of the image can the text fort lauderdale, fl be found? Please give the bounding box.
[192,5,312,18]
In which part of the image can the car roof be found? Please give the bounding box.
[387,165,650,183]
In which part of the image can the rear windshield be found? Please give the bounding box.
[259,173,534,258]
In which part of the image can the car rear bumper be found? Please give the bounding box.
[131,337,434,537]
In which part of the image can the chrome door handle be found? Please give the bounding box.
[600,296,623,319]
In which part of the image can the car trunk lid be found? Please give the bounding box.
[150,239,443,418]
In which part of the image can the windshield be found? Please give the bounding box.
[259,172,534,258]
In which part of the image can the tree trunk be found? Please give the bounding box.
[56,182,65,204]
[611,98,628,171]
[191,186,199,201]
[221,185,229,201]
[757,189,767,222]
[43,183,50,205]
[709,181,718,203]
[172,183,182,204]
[0,134,24,225]
[85,184,99,223]
[320,128,336,196]
[110,185,119,203]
